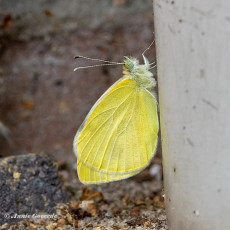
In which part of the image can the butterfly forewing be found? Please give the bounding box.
[75,78,158,175]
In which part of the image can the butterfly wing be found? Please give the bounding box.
[77,158,142,184]
[73,78,158,182]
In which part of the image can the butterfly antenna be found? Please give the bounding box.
[74,55,124,64]
[74,55,124,71]
[149,64,157,70]
[74,63,124,71]
[142,40,155,66]
[149,61,156,66]
[142,40,155,57]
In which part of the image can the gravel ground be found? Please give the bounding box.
[0,158,167,230]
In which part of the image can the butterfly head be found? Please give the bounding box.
[123,56,156,89]
[124,56,137,70]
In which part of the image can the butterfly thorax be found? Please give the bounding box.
[123,56,156,90]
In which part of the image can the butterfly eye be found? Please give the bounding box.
[125,60,134,70]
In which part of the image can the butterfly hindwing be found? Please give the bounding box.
[77,158,141,184]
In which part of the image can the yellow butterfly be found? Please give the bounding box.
[73,54,159,184]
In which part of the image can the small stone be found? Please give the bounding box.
[70,200,80,210]
[46,223,55,230]
[144,220,152,227]
[0,223,8,230]
[13,172,21,179]
[135,200,145,206]
[122,196,129,204]
[80,187,104,201]
[73,220,78,228]
[57,218,66,227]
[87,203,98,216]
[158,215,166,221]
[130,207,140,217]
[80,200,94,211]
[153,196,161,202]
[29,223,37,228]
[66,213,73,224]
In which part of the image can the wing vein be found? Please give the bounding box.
[79,91,134,164]
[105,93,136,172]
[98,93,134,170]
[122,90,138,172]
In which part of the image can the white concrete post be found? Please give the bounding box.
[153,0,230,229]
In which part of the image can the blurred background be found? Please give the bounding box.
[0,0,156,164]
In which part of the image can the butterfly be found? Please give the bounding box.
[73,52,159,184]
